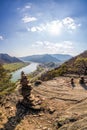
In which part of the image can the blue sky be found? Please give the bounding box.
[0,0,87,57]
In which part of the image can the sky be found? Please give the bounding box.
[0,0,87,57]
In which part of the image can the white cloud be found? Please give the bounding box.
[0,35,3,40]
[22,16,37,23]
[29,20,63,35]
[24,3,32,10]
[25,5,31,9]
[28,17,80,35]
[32,40,74,54]
[31,27,37,32]
[29,24,46,32]
[62,17,79,30]
[18,3,31,12]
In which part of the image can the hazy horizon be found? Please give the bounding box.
[0,52,79,57]
[0,0,87,57]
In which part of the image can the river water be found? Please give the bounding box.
[11,62,38,82]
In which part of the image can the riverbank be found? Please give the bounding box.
[11,62,38,82]
[3,62,30,72]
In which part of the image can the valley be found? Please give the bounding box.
[0,51,87,130]
[3,62,30,72]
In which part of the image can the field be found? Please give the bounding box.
[3,62,30,72]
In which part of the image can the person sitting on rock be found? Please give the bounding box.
[79,76,85,84]
[70,77,75,89]
[71,78,74,85]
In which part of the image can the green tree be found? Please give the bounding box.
[74,57,87,75]
[0,64,15,95]
[56,64,68,76]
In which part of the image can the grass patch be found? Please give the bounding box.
[0,85,16,96]
[3,62,30,72]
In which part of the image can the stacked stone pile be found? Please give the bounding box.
[20,71,42,109]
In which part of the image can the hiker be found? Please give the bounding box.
[71,78,74,85]
[79,76,85,84]
[70,77,75,89]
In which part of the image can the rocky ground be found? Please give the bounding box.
[0,76,87,130]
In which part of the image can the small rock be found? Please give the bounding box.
[39,113,44,116]
[48,107,55,114]
[34,80,42,86]
[42,127,48,130]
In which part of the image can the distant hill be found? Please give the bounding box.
[39,51,87,81]
[20,54,60,63]
[51,54,72,62]
[0,53,22,64]
[20,54,72,63]
[65,50,87,66]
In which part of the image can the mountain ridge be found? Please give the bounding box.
[0,53,22,64]
[51,54,72,62]
[19,54,72,63]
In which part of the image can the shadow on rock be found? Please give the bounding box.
[2,101,42,130]
[1,72,43,130]
[71,83,76,89]
[80,83,87,90]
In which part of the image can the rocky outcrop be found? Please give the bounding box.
[1,76,87,130]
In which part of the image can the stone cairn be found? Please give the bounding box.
[20,71,33,108]
[20,71,42,109]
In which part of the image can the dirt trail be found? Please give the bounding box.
[1,77,87,130]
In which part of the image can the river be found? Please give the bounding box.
[11,62,38,82]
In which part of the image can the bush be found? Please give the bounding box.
[0,64,15,95]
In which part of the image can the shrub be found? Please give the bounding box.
[0,64,15,95]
